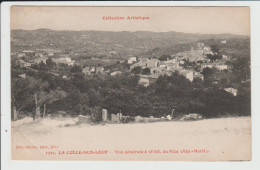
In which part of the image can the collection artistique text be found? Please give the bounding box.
[102,16,150,20]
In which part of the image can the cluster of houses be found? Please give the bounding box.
[200,62,230,71]
[174,43,212,63]
[129,57,199,87]
[13,49,75,68]
[14,42,237,96]
[128,43,231,87]
[131,58,197,87]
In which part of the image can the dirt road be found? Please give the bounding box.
[11,116,251,161]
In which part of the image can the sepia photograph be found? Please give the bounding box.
[9,6,251,161]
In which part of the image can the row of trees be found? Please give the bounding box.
[131,66,151,75]
[11,64,250,120]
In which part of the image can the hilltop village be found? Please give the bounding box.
[128,42,230,87]
[11,33,250,123]
[13,42,233,92]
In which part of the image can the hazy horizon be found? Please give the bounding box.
[11,6,250,36]
[11,28,250,37]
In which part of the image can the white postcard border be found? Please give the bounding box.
[1,1,260,170]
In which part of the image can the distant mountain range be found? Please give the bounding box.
[11,29,249,58]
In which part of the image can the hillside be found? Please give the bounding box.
[11,29,249,58]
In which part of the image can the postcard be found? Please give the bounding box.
[7,5,251,161]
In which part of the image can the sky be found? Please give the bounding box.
[11,6,250,35]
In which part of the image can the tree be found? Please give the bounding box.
[12,76,49,120]
[120,73,140,88]
[200,89,235,117]
[71,92,91,115]
[11,78,35,120]
[236,82,250,116]
[71,72,87,91]
[131,66,143,74]
[202,67,214,78]
[154,73,192,99]
[88,88,100,108]
[206,54,222,62]
[70,65,82,73]
[39,61,48,71]
[36,88,67,117]
[220,77,229,86]
[11,73,68,120]
[142,67,151,75]
[127,75,140,88]
[210,44,219,54]
[232,57,250,82]
[159,54,171,61]
[192,77,204,88]
[46,58,56,70]
[216,54,222,60]
[197,60,204,64]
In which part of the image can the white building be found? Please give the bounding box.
[138,77,150,87]
[179,60,185,64]
[31,56,48,64]
[16,60,31,68]
[109,51,117,55]
[18,74,26,79]
[179,70,194,82]
[111,71,122,76]
[22,50,35,54]
[203,47,213,55]
[53,56,75,66]
[17,53,25,58]
[222,55,228,60]
[48,52,55,57]
[201,63,215,69]
[221,40,227,44]
[194,72,204,81]
[130,58,160,70]
[165,58,177,64]
[224,88,237,96]
[146,59,160,68]
[197,43,205,50]
[215,64,228,71]
[166,63,179,71]
[82,67,91,75]
[201,63,229,71]
[82,67,96,75]
[127,57,137,64]
[96,67,104,74]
